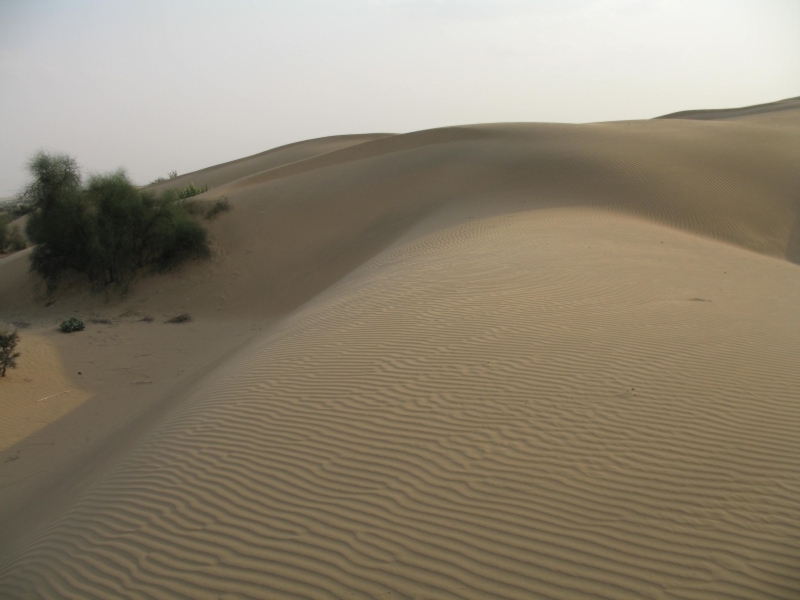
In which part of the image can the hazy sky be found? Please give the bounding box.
[1,0,798,196]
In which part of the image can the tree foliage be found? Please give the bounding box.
[0,327,20,377]
[23,152,210,293]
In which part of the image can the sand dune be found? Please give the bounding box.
[2,103,799,321]
[146,134,392,194]
[1,98,799,598]
[657,95,800,122]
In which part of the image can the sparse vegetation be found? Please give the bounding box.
[23,152,210,293]
[0,326,21,377]
[205,198,231,219]
[177,182,209,200]
[149,170,179,185]
[60,317,85,333]
[175,196,232,220]
[166,313,191,324]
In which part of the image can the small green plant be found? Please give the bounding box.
[0,326,21,377]
[166,313,191,324]
[177,182,209,200]
[168,170,178,179]
[59,317,85,333]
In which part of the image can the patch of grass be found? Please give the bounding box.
[59,317,85,333]
[205,198,231,219]
[166,313,191,324]
[139,316,154,322]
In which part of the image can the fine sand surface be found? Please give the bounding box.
[1,97,799,598]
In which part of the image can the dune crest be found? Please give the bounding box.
[3,210,800,598]
[2,98,800,598]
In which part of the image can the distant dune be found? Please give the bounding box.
[1,98,799,599]
[657,95,800,121]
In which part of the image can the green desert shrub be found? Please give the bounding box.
[23,152,210,292]
[176,182,209,200]
[59,317,85,333]
[0,326,21,377]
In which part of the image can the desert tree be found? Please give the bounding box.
[23,152,210,293]
[23,152,93,290]
[0,326,20,377]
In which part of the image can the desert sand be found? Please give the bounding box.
[0,97,799,598]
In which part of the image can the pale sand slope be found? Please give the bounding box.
[2,100,799,322]
[2,209,799,599]
[0,135,383,521]
[0,99,799,598]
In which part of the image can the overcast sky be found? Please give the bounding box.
[1,0,798,196]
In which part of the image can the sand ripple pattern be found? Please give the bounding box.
[2,211,800,599]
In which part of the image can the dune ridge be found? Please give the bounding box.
[657,95,800,122]
[2,210,799,598]
[2,103,799,324]
[1,98,800,598]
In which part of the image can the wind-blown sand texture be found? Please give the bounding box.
[1,97,799,598]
